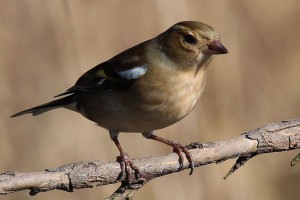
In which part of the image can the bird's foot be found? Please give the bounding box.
[172,143,195,175]
[116,152,141,185]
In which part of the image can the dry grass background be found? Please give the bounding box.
[1,0,300,199]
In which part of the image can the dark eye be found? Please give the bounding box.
[183,34,197,45]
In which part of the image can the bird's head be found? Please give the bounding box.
[158,21,228,68]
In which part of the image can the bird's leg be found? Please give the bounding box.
[109,130,141,184]
[142,131,195,175]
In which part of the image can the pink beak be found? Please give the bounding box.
[203,40,228,55]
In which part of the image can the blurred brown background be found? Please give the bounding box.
[1,0,300,199]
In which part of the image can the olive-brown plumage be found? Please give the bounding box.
[12,21,228,182]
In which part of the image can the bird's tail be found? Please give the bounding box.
[11,95,75,117]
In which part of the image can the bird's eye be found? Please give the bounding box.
[183,34,197,46]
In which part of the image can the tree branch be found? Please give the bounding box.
[1,119,300,199]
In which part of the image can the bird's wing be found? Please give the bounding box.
[55,49,148,97]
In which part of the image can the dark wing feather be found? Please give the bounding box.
[55,43,148,97]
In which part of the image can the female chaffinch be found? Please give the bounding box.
[12,21,228,182]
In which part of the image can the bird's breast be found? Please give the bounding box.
[138,66,207,127]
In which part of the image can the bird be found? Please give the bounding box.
[11,21,228,183]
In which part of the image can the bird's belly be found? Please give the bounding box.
[76,87,201,133]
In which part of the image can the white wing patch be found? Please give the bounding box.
[97,79,105,85]
[116,65,147,80]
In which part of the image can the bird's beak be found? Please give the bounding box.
[203,40,228,55]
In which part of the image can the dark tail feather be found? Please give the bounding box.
[11,95,75,117]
